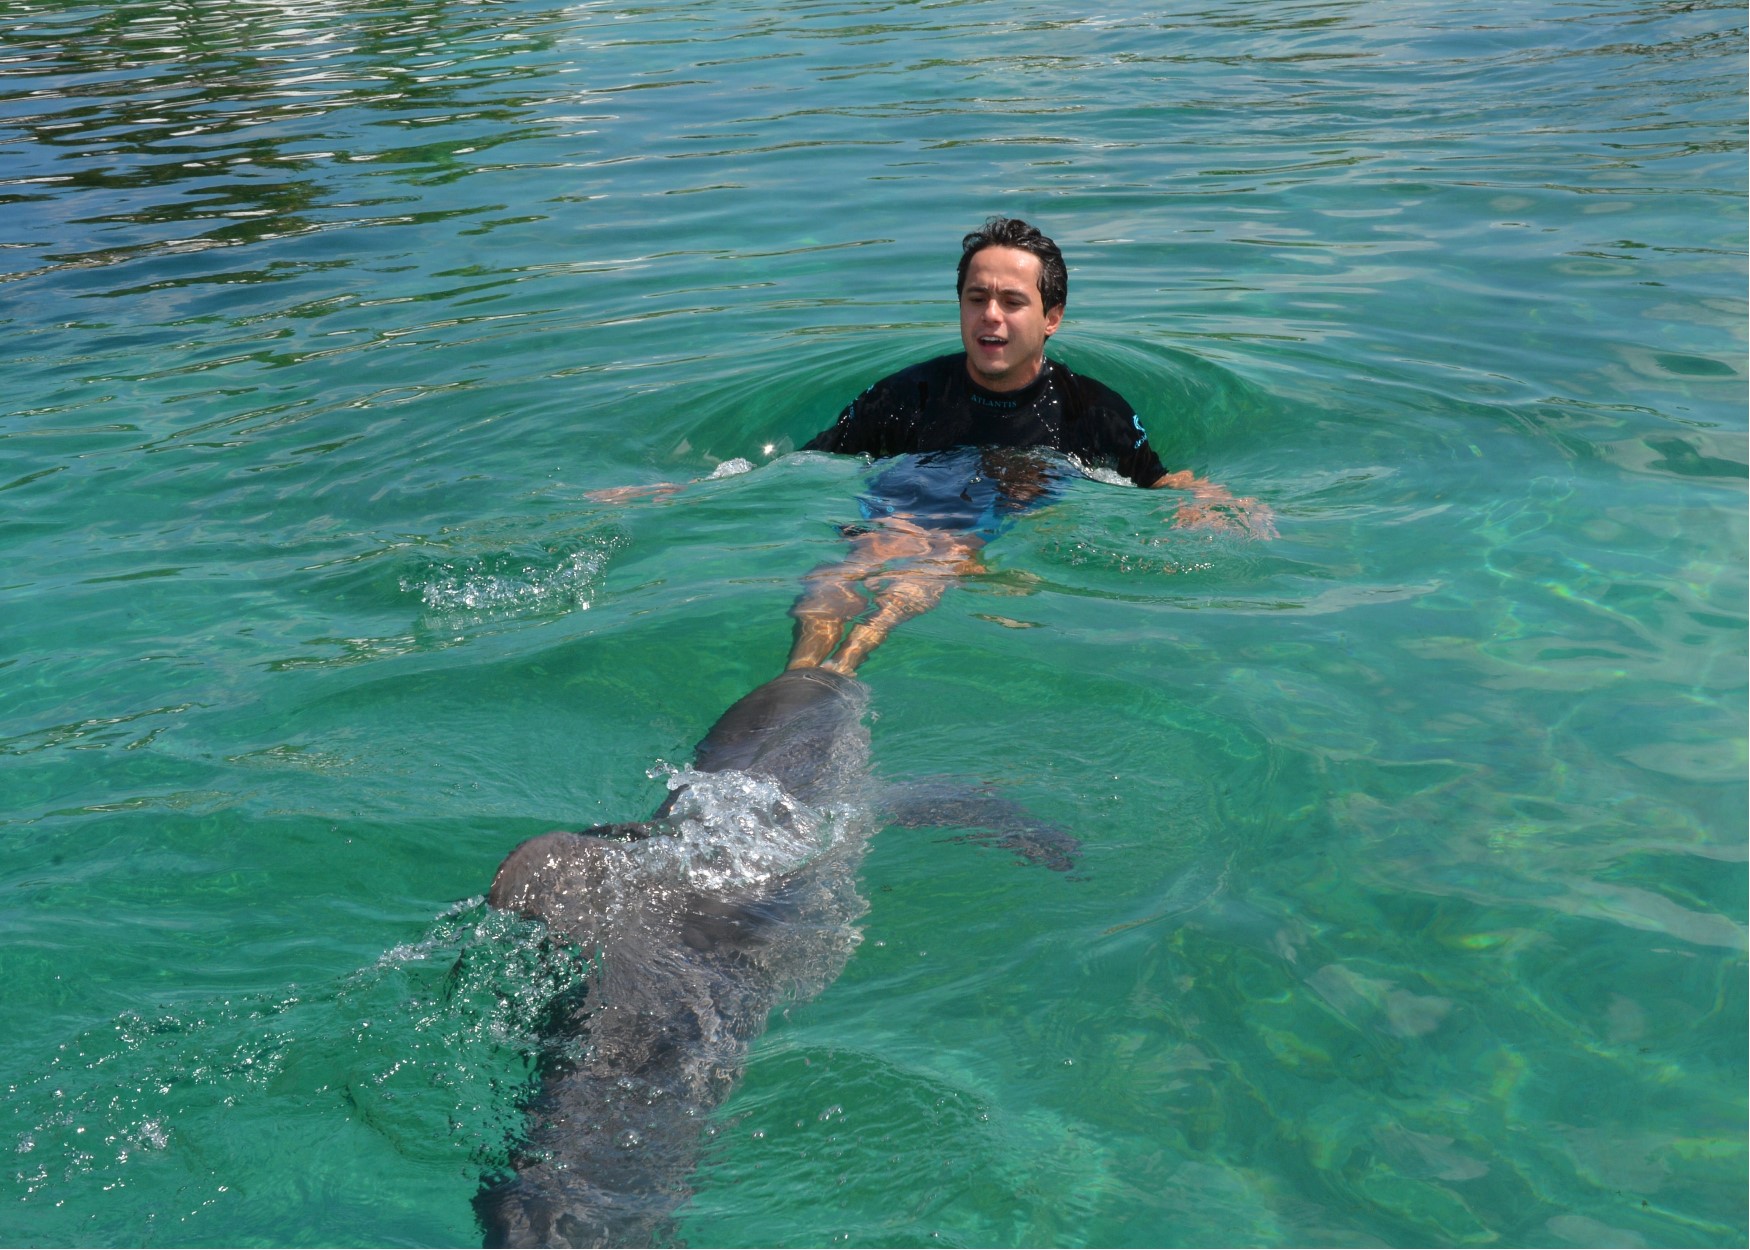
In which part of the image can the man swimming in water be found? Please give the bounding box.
[787,216,1275,675]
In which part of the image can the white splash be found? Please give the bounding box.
[637,764,844,893]
[708,457,755,479]
[410,544,610,616]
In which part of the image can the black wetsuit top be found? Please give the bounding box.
[803,353,1166,536]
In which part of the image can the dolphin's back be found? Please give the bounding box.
[664,666,870,809]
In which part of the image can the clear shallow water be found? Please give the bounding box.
[2,0,1744,1245]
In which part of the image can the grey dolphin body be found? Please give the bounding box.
[476,668,1074,1248]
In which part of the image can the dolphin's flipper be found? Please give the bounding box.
[881,778,1081,872]
[489,830,629,950]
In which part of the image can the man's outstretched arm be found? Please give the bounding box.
[584,457,757,504]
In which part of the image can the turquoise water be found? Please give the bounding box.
[3,0,1744,1244]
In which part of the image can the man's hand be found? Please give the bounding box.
[1152,469,1278,541]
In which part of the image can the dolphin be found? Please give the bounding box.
[475,667,1076,1248]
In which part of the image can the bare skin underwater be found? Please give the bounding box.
[785,515,987,675]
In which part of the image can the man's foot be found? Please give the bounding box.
[821,622,884,675]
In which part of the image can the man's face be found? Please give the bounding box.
[958,245,1063,393]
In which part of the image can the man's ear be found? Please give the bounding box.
[1043,305,1064,337]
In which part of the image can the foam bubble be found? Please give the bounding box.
[1073,461,1133,489]
[638,765,845,892]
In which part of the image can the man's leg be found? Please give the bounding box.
[821,556,958,673]
[786,557,871,670]
[786,518,983,674]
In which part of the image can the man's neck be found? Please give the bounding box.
[963,353,1048,395]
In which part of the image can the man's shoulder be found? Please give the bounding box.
[842,351,966,420]
[805,352,964,455]
[1050,358,1134,416]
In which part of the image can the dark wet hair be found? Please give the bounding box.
[956,216,1068,313]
